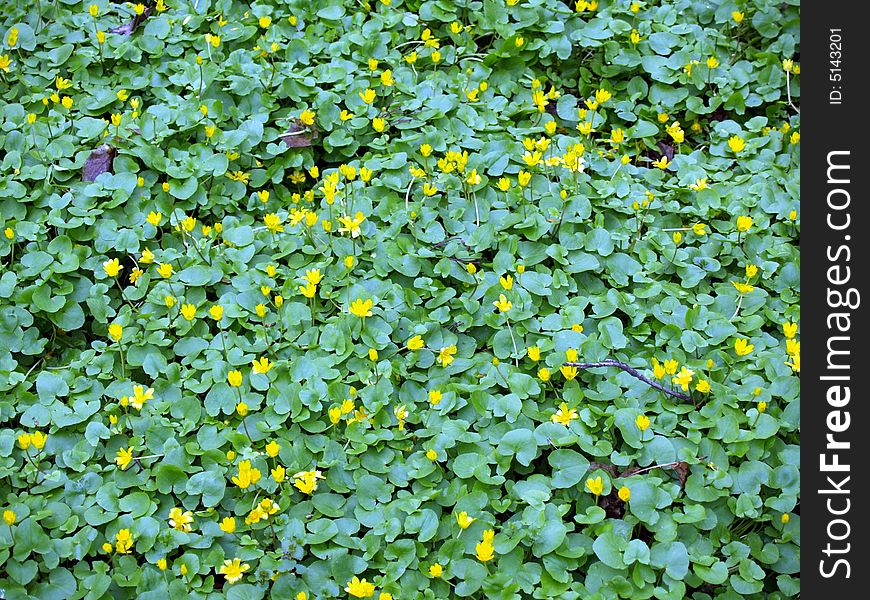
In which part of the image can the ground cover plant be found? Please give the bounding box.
[0,0,800,598]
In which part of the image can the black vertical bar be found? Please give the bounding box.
[803,1,865,594]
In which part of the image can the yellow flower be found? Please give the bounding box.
[29,430,47,451]
[692,223,707,235]
[696,379,711,393]
[428,390,442,405]
[219,517,236,533]
[636,414,651,431]
[103,258,122,277]
[368,348,379,361]
[437,344,457,366]
[209,305,224,321]
[345,576,376,598]
[168,507,194,532]
[6,27,19,47]
[736,215,753,232]
[372,117,386,132]
[297,109,316,126]
[783,322,798,339]
[560,365,578,380]
[3,510,18,527]
[618,486,631,502]
[108,323,123,342]
[292,470,324,495]
[475,530,495,561]
[252,357,273,374]
[706,56,719,69]
[429,563,443,578]
[272,465,286,483]
[157,263,173,278]
[493,294,512,313]
[586,476,604,496]
[328,406,342,424]
[232,460,262,489]
[338,212,366,237]
[0,54,10,73]
[129,385,153,411]
[426,449,438,461]
[264,213,284,233]
[359,88,376,104]
[146,211,162,226]
[407,335,425,350]
[17,433,31,450]
[527,346,540,361]
[55,76,73,90]
[551,402,578,426]
[350,298,374,318]
[727,135,746,154]
[652,156,671,170]
[181,304,196,321]
[115,528,133,554]
[734,338,754,356]
[227,370,243,387]
[671,366,694,391]
[299,281,317,298]
[236,402,248,416]
[218,558,250,585]
[115,447,134,470]
[265,440,280,458]
[456,511,475,529]
[518,170,532,186]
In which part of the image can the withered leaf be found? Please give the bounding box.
[672,461,690,489]
[109,6,153,35]
[657,141,675,161]
[83,145,117,182]
[280,120,317,148]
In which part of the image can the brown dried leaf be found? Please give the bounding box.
[83,145,117,182]
[672,461,690,489]
[109,6,153,35]
[589,462,619,477]
[280,120,317,148]
[657,141,675,161]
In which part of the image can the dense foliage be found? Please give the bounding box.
[0,0,800,598]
